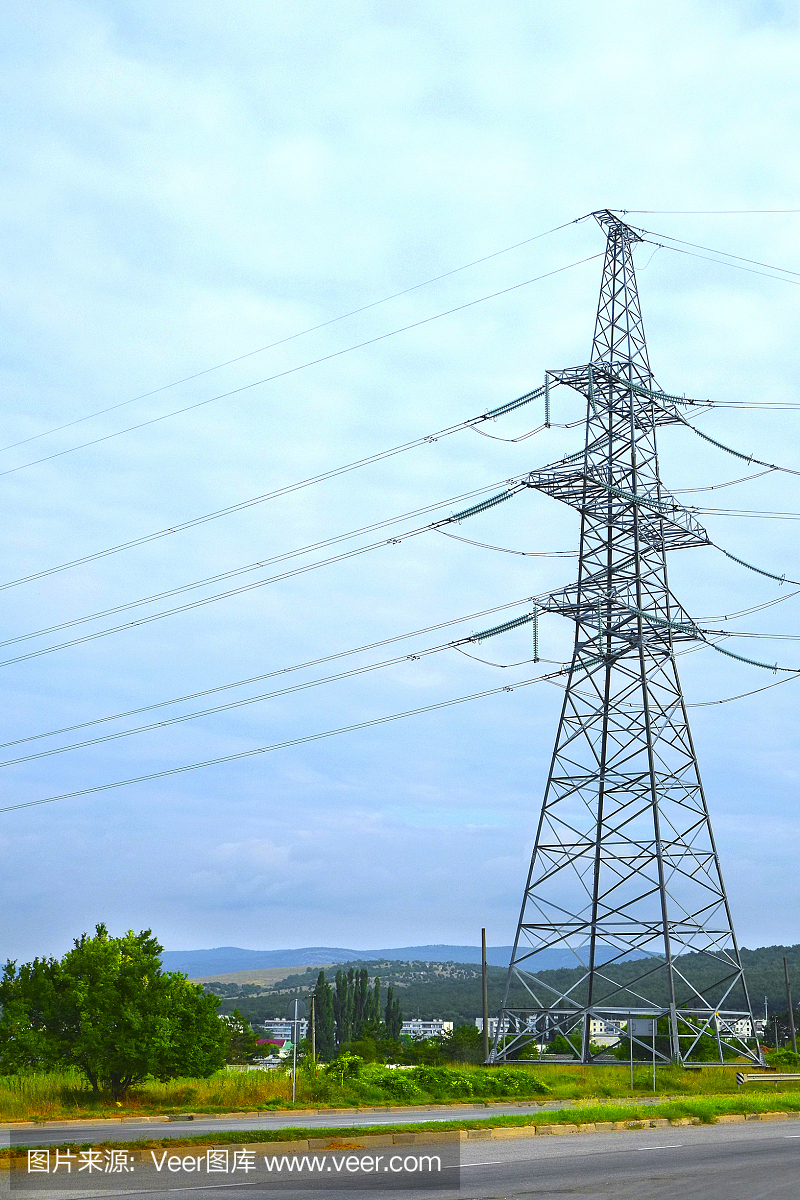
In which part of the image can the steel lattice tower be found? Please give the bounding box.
[492,211,758,1065]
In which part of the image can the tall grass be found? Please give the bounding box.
[1,1061,797,1121]
[0,1072,94,1121]
[0,1070,294,1120]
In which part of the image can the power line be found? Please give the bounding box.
[0,667,566,815]
[679,412,800,478]
[0,595,542,752]
[641,238,800,287]
[0,385,552,595]
[697,402,800,410]
[672,470,774,493]
[700,508,800,521]
[0,217,588,456]
[0,253,602,480]
[0,610,547,770]
[687,673,800,707]
[434,528,576,557]
[471,418,581,443]
[0,479,531,670]
[617,208,800,215]
[1,480,522,644]
[9,561,799,777]
[697,588,800,623]
[631,225,800,279]
[714,631,800,641]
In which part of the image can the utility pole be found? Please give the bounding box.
[492,211,757,1066]
[311,994,316,1063]
[481,928,489,1064]
[784,958,797,1054]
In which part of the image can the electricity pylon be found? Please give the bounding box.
[492,211,759,1065]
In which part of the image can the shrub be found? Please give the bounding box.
[322,1053,364,1087]
[766,1048,800,1069]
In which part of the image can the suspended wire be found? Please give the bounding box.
[672,470,775,493]
[548,637,799,709]
[471,417,583,443]
[687,673,800,707]
[639,237,800,287]
[0,316,779,604]
[452,648,556,669]
[0,616,545,771]
[0,217,588,457]
[712,630,800,641]
[631,224,800,280]
[638,245,661,271]
[435,528,577,557]
[537,641,708,703]
[679,413,800,478]
[24,460,796,671]
[0,253,602,481]
[0,596,540,752]
[0,384,556,596]
[697,507,800,520]
[0,479,531,669]
[696,588,800,623]
[4,590,797,791]
[5,214,799,799]
[0,666,568,815]
[694,401,800,411]
[473,422,549,443]
[618,208,800,214]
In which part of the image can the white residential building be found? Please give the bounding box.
[475,1016,509,1039]
[260,1018,309,1042]
[401,1019,453,1039]
[475,1016,538,1039]
[589,1018,625,1046]
[717,1017,753,1038]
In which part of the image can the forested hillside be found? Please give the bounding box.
[204,944,800,1028]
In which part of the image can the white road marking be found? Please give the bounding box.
[635,1143,684,1150]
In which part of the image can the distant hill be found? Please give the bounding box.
[200,944,800,1030]
[162,943,648,978]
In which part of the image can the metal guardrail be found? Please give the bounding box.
[737,1072,800,1085]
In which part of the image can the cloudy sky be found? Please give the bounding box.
[1,0,799,963]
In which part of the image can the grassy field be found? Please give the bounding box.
[1,1062,799,1122]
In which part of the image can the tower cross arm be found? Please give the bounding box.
[523,465,710,551]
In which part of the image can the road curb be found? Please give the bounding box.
[4,1112,800,1168]
[4,1108,799,1153]
[0,1096,672,1132]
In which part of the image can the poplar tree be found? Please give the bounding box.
[333,969,354,1045]
[310,971,335,1060]
[384,985,403,1040]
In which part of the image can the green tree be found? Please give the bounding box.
[384,985,402,1040]
[438,1023,483,1063]
[0,925,227,1099]
[310,971,335,1060]
[0,958,54,1073]
[333,969,354,1046]
[222,1008,259,1064]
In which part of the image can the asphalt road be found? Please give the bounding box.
[4,1118,799,1199]
[1,1100,642,1148]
